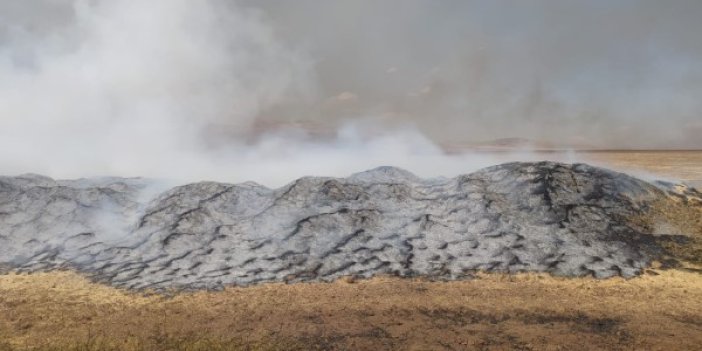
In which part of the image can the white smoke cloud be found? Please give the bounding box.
[0,0,560,186]
[0,0,313,183]
[5,1,691,187]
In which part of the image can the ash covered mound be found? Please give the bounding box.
[0,162,700,291]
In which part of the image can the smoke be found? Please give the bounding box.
[245,0,702,149]
[0,1,699,186]
[0,0,315,183]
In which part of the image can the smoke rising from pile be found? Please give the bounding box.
[0,0,316,184]
[0,1,700,185]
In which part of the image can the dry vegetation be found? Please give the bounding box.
[579,150,702,188]
[1,269,702,351]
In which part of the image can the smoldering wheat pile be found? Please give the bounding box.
[0,162,700,291]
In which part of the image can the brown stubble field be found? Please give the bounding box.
[1,269,702,351]
[0,150,701,351]
[564,150,702,189]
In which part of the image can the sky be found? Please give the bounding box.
[0,1,700,184]
[242,0,702,148]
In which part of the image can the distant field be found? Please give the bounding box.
[575,150,702,188]
[487,150,702,189]
[1,269,701,351]
[450,149,702,188]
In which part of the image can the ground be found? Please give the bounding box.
[0,269,701,351]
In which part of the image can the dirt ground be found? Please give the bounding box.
[1,150,701,351]
[1,269,701,351]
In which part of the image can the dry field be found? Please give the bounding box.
[0,150,701,351]
[1,269,701,351]
[568,150,702,189]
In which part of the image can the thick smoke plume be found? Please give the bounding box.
[0,0,315,184]
[0,1,700,185]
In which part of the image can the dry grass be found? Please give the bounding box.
[1,270,702,350]
[576,150,702,188]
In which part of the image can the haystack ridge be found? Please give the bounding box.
[0,162,700,291]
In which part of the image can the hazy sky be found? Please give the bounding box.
[0,1,700,182]
[243,0,702,148]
